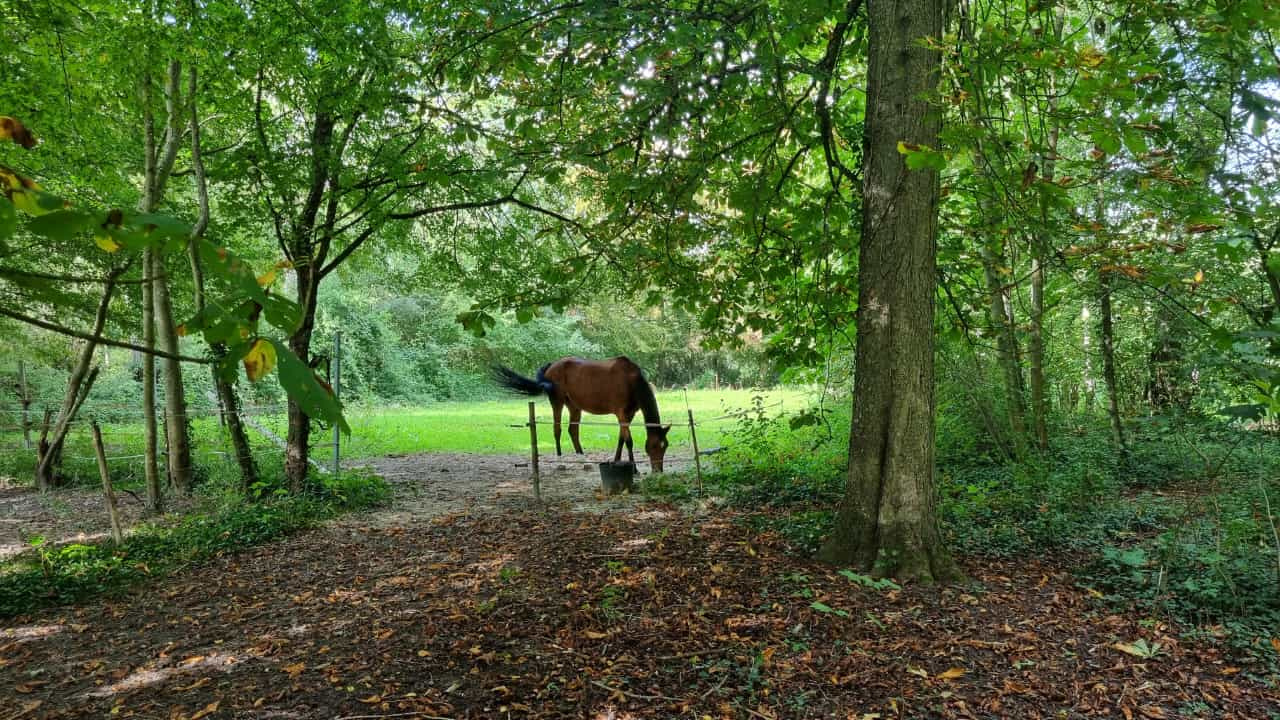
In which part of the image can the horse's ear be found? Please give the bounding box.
[662,424,672,435]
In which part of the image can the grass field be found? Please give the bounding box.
[0,388,813,487]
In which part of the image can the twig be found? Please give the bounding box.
[332,707,458,712]
[590,679,682,702]
[656,647,734,661]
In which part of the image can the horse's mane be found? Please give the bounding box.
[632,366,662,427]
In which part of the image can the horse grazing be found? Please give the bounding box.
[494,357,671,472]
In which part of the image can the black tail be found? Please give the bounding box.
[492,364,554,396]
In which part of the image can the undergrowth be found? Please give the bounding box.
[652,398,1280,663]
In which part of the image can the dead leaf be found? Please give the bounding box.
[1271,638,1280,654]
[359,695,382,704]
[14,681,47,693]
[906,666,929,678]
[583,630,609,639]
[191,701,220,720]
[938,667,966,680]
[282,662,305,677]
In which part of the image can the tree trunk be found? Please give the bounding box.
[979,240,1028,447]
[1098,271,1127,458]
[186,63,259,493]
[142,250,162,512]
[153,253,193,493]
[35,272,120,489]
[285,261,321,491]
[816,0,958,582]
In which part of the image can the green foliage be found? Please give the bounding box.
[0,470,389,617]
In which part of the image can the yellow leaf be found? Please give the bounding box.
[191,701,220,720]
[583,630,609,639]
[256,268,278,287]
[242,338,277,382]
[282,662,305,676]
[175,324,188,337]
[1193,269,1204,284]
[359,695,382,704]
[938,667,966,680]
[906,666,929,678]
[1271,637,1280,654]
[0,117,37,148]
[94,233,121,253]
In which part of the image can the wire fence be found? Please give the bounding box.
[0,386,794,501]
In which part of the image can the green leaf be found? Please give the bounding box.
[27,209,96,242]
[515,306,534,324]
[0,196,14,239]
[269,338,349,434]
[1216,403,1266,421]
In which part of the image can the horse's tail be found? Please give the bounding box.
[492,364,554,396]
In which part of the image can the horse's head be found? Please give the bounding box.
[646,424,672,473]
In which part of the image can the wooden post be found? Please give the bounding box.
[91,421,125,544]
[528,401,541,503]
[18,359,31,450]
[687,408,704,496]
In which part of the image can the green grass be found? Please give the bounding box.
[0,388,813,486]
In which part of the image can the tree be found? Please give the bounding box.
[816,0,958,581]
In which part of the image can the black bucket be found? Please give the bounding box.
[598,461,636,495]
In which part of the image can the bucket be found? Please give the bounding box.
[598,461,636,495]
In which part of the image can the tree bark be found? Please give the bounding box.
[142,249,162,512]
[35,271,121,489]
[979,239,1028,448]
[187,64,259,493]
[1098,271,1127,458]
[816,0,958,582]
[285,261,321,491]
[153,255,193,493]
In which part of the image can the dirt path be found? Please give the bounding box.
[352,449,696,524]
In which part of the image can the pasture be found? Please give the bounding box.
[0,388,813,489]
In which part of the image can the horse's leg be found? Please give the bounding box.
[568,407,584,454]
[624,411,636,465]
[613,412,627,464]
[552,399,564,456]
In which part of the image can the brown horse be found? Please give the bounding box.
[494,357,671,472]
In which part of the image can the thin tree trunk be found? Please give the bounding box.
[35,272,121,489]
[285,261,320,491]
[979,240,1028,447]
[1098,271,1127,458]
[142,249,162,512]
[187,64,259,492]
[153,256,193,493]
[1026,2,1065,451]
[148,60,194,493]
[817,0,958,582]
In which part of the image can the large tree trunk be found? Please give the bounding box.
[816,0,958,582]
[1098,271,1127,458]
[35,272,120,489]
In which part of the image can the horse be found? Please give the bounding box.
[493,356,672,472]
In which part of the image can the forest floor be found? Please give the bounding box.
[2,453,1278,719]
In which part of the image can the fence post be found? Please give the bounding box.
[687,408,704,496]
[332,332,341,476]
[18,359,31,450]
[91,421,125,544]
[528,401,541,503]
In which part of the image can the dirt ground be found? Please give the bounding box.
[0,449,694,560]
[3,451,1278,719]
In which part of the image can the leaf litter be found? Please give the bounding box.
[1,497,1277,718]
